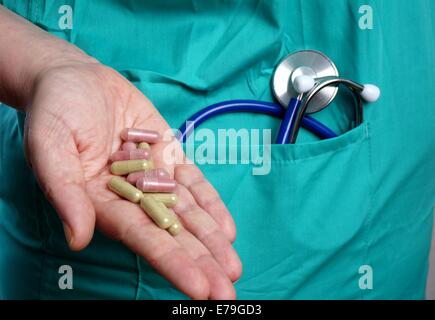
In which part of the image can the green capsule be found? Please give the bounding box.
[137,142,151,150]
[110,159,152,175]
[163,204,182,236]
[108,177,143,203]
[140,196,174,229]
[167,220,182,236]
[151,193,178,207]
[148,159,155,170]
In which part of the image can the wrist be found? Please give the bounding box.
[0,6,98,110]
[24,46,99,109]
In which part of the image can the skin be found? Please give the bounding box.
[0,6,241,300]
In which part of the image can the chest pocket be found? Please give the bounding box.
[197,123,373,299]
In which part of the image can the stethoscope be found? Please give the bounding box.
[178,50,380,144]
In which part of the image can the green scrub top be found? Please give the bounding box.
[1,0,434,299]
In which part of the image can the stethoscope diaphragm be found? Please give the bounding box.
[272,50,339,114]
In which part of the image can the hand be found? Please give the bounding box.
[24,59,242,299]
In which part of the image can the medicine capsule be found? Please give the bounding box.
[108,176,143,203]
[122,142,137,151]
[137,142,150,150]
[150,193,178,207]
[121,128,160,144]
[127,168,170,184]
[140,196,174,229]
[162,204,182,236]
[167,221,182,236]
[148,159,155,169]
[136,176,177,193]
[110,159,152,175]
[110,149,151,162]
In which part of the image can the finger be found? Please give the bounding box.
[126,94,234,241]
[90,181,210,300]
[175,164,236,242]
[174,227,236,300]
[25,119,96,250]
[174,185,242,282]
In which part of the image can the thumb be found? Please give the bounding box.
[25,121,96,251]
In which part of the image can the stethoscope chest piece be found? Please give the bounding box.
[272,50,339,113]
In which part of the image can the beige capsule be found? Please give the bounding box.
[108,177,143,203]
[140,196,175,229]
[110,159,152,175]
[167,220,182,236]
[137,142,151,150]
[168,219,183,236]
[148,159,155,169]
[151,193,178,207]
[160,203,182,236]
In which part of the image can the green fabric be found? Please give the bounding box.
[1,0,434,299]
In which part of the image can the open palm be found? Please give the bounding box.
[24,61,241,299]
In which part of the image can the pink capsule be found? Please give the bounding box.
[121,142,137,151]
[127,168,170,184]
[110,149,151,162]
[136,176,177,193]
[121,128,160,143]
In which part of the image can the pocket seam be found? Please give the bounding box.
[360,124,375,299]
[271,123,370,164]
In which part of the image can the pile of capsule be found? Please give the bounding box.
[107,128,182,236]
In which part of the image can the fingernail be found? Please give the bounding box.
[63,222,74,248]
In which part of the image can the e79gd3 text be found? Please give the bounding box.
[216,304,261,315]
[171,304,262,317]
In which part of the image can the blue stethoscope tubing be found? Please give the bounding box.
[177,99,337,143]
[275,97,302,144]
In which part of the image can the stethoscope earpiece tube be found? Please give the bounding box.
[288,78,365,144]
